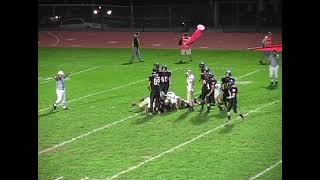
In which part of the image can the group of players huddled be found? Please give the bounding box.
[130,62,244,122]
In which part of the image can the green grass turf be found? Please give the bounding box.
[38,48,282,180]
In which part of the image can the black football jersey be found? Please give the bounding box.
[200,67,206,73]
[221,77,235,90]
[149,74,160,91]
[159,71,171,84]
[203,78,214,92]
[200,73,206,80]
[211,78,217,86]
[228,85,238,99]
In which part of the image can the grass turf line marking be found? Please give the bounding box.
[38,68,180,112]
[105,100,279,180]
[38,112,143,155]
[54,176,64,180]
[40,66,100,84]
[248,160,282,180]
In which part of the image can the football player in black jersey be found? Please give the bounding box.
[199,73,216,112]
[199,62,206,73]
[208,73,217,106]
[221,70,235,108]
[159,65,172,94]
[226,79,244,125]
[148,71,161,114]
[152,63,160,73]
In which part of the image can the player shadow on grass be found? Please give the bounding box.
[134,114,155,124]
[38,110,59,118]
[173,61,190,65]
[173,110,192,123]
[121,62,140,65]
[213,111,228,119]
[219,123,235,134]
[190,111,210,125]
[264,85,278,90]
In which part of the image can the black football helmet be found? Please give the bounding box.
[225,70,232,77]
[229,79,235,86]
[199,62,205,69]
[204,67,211,74]
[161,65,168,71]
[208,72,214,78]
[152,63,160,72]
[154,63,160,69]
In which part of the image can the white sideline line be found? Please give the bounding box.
[237,70,260,79]
[38,112,143,155]
[39,66,100,84]
[68,66,101,76]
[55,176,64,180]
[105,100,280,180]
[195,69,260,95]
[47,32,60,47]
[248,160,282,180]
[38,68,180,112]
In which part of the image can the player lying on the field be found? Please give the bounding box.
[130,96,153,113]
[130,91,190,114]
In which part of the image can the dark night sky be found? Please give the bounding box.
[38,0,266,5]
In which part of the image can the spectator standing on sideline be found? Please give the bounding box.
[178,33,192,63]
[128,32,144,64]
[268,50,280,87]
[259,32,272,65]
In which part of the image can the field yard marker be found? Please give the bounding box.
[38,112,143,155]
[105,100,280,180]
[38,68,180,112]
[54,176,64,180]
[40,66,100,85]
[47,32,60,47]
[248,160,282,180]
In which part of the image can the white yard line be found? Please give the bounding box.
[68,66,101,76]
[54,176,64,180]
[105,100,280,180]
[237,70,260,79]
[38,112,143,155]
[38,68,180,112]
[39,66,100,84]
[248,160,282,180]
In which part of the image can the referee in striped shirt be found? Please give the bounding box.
[128,32,144,64]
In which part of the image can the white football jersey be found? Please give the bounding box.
[187,74,195,92]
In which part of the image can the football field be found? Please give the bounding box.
[38,48,282,180]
